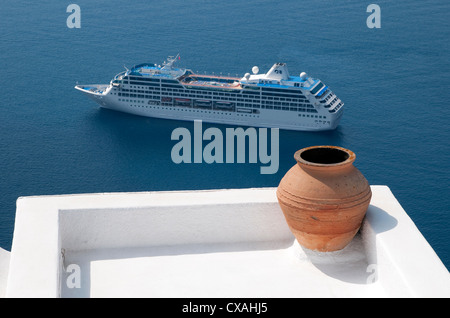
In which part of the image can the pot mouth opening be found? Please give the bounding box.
[295,146,355,167]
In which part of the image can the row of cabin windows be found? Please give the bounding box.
[118,91,313,107]
[121,86,308,103]
[117,98,318,113]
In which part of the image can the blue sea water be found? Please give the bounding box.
[0,0,449,270]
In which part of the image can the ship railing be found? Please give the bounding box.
[328,99,342,112]
[325,97,339,109]
[322,93,336,107]
[318,89,331,101]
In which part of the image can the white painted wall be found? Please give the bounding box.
[4,187,450,298]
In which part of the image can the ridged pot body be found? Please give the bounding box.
[276,146,372,252]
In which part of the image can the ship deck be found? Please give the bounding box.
[181,74,242,90]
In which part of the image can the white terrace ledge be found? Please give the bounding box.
[3,186,450,298]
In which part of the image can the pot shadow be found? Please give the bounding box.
[298,205,398,285]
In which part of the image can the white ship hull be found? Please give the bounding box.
[77,86,341,131]
[75,57,344,131]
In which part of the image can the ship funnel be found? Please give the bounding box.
[265,63,289,80]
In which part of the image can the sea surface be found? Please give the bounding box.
[1,1,449,270]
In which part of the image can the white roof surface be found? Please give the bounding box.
[2,186,450,297]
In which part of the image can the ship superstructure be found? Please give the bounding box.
[75,55,344,131]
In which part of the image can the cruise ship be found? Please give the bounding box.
[75,55,344,131]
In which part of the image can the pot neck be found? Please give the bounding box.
[294,146,356,173]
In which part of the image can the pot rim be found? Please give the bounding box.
[294,145,356,169]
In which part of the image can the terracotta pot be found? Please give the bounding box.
[276,146,372,252]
